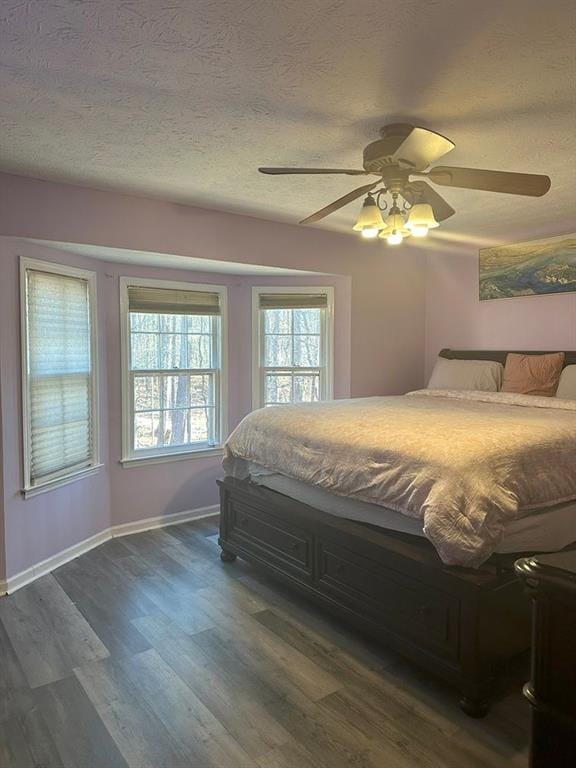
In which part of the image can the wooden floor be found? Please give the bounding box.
[0,517,530,768]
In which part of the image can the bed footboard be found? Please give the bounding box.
[217,476,530,717]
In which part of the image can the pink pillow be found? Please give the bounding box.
[502,352,565,397]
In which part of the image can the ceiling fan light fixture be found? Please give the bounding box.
[260,122,552,233]
[353,195,384,237]
[406,202,439,237]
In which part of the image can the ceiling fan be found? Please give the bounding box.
[259,123,551,244]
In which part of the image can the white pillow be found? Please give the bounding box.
[427,358,504,392]
[556,365,576,399]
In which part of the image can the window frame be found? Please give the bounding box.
[120,276,228,466]
[252,286,334,410]
[20,257,101,497]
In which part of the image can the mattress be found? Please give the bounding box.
[245,462,576,556]
[224,389,576,566]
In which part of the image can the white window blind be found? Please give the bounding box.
[24,267,96,488]
[123,281,225,460]
[254,289,333,408]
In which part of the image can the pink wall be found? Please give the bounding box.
[0,172,427,580]
[425,247,576,377]
[0,173,426,397]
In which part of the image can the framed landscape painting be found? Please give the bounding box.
[479,233,576,301]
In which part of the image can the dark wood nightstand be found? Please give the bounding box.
[515,551,576,767]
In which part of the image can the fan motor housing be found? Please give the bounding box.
[363,123,416,173]
[362,140,399,172]
[362,155,411,193]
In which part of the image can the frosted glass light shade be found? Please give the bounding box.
[379,210,411,244]
[360,227,380,239]
[386,231,404,245]
[406,203,439,236]
[353,197,384,235]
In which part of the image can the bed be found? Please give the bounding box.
[218,349,576,716]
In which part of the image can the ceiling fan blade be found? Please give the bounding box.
[388,125,455,171]
[405,180,456,222]
[259,167,370,176]
[299,181,379,225]
[427,166,551,196]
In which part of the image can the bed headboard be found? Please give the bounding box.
[439,349,576,369]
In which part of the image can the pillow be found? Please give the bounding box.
[427,358,504,391]
[556,365,576,399]
[502,352,565,397]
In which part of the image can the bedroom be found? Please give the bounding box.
[0,1,575,766]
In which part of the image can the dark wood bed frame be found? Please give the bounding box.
[218,349,575,717]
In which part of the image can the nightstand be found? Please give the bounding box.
[515,551,576,767]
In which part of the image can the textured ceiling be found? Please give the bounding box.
[1,0,575,244]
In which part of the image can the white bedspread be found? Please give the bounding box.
[224,390,576,567]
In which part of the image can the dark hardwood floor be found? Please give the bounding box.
[0,517,529,767]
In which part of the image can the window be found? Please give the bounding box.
[121,278,226,463]
[253,287,334,408]
[21,259,99,494]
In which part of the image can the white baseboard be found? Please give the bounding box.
[111,504,219,538]
[0,505,219,596]
[2,528,113,596]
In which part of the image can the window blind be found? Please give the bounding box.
[26,270,93,485]
[258,293,328,310]
[128,286,221,315]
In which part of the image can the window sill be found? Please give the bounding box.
[22,464,104,499]
[120,447,224,468]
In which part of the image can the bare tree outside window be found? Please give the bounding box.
[130,312,218,451]
[260,305,326,407]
